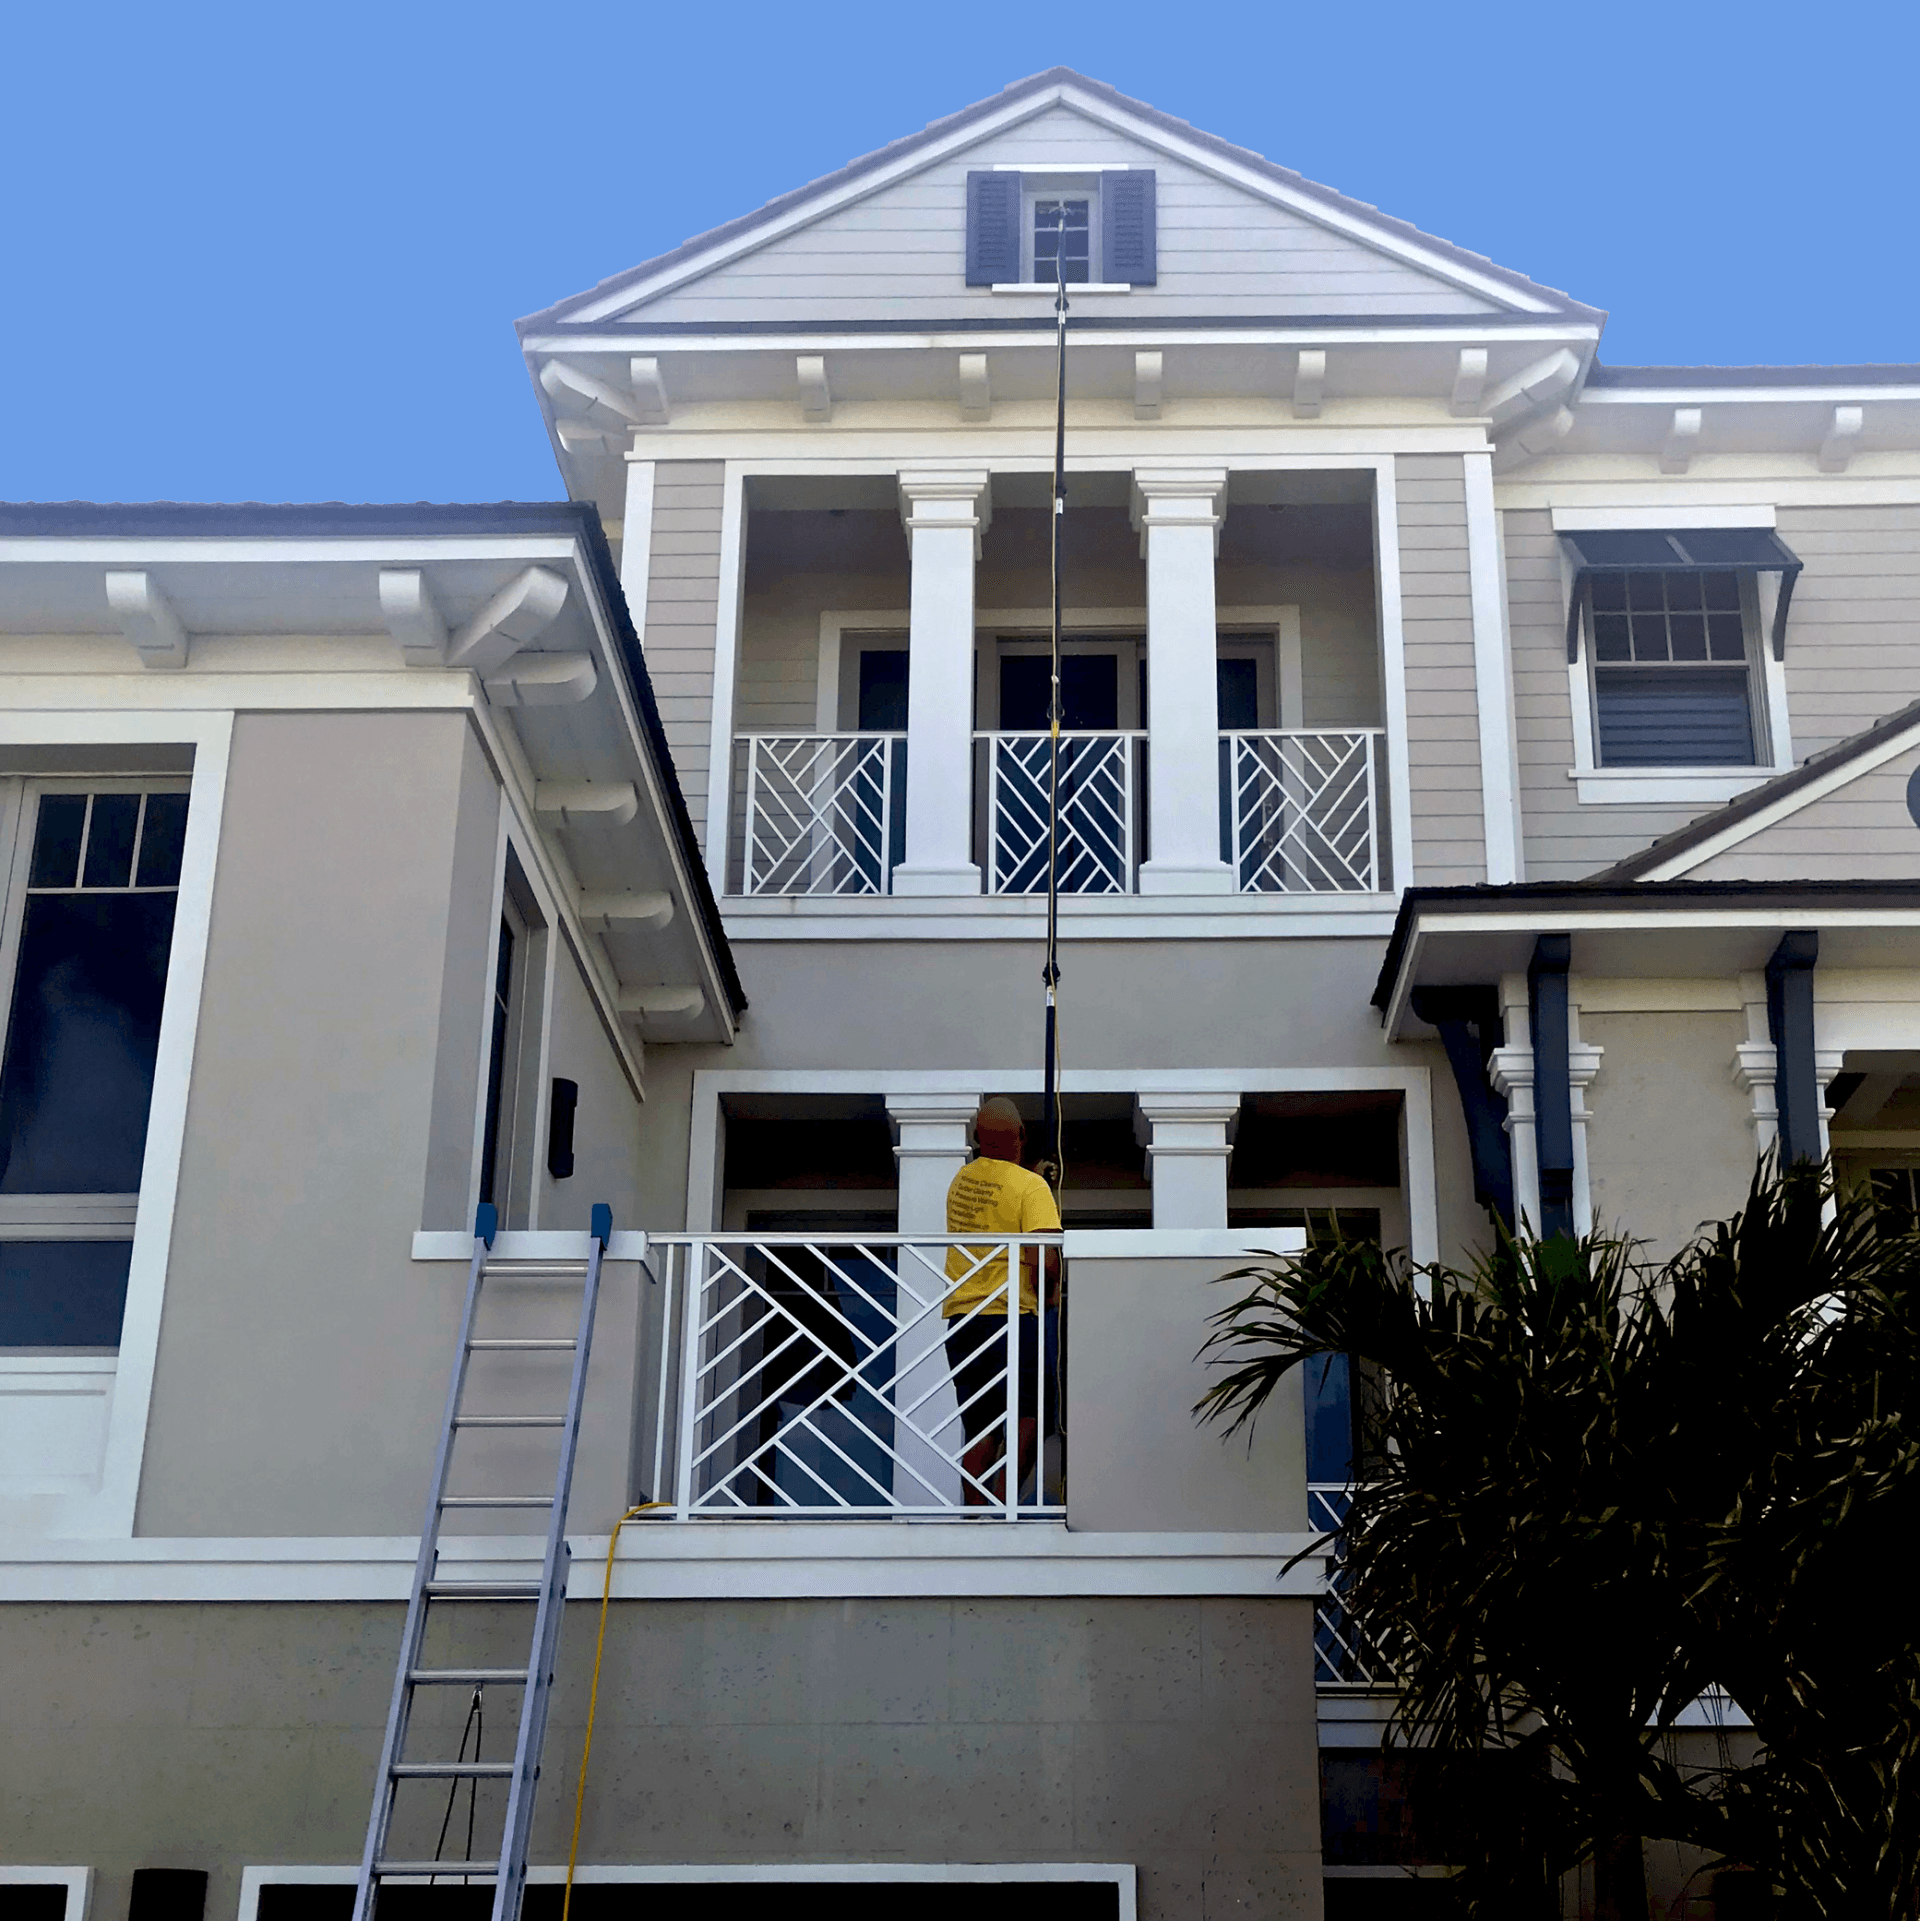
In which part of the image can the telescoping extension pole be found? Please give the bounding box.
[1040,217,1069,1191]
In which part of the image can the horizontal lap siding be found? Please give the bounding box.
[1398,456,1485,885]
[1688,743,1920,880]
[1777,505,1920,758]
[625,107,1500,323]
[1504,508,1708,879]
[645,461,725,848]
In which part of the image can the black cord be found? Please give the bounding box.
[431,1685,485,1879]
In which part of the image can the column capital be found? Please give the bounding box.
[898,467,993,556]
[1133,1091,1242,1155]
[1129,466,1228,552]
[886,1089,986,1154]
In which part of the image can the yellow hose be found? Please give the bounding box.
[561,1502,671,1921]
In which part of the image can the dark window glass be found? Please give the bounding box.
[1591,613,1631,662]
[1589,572,1627,613]
[1217,657,1260,730]
[136,793,189,887]
[857,649,909,731]
[1305,1351,1355,1483]
[8,1891,70,1921]
[0,890,179,1190]
[1595,666,1755,767]
[0,1240,134,1346]
[28,794,85,888]
[1708,613,1747,661]
[81,793,140,888]
[999,653,1119,730]
[478,918,515,1207]
[1032,197,1091,283]
[1669,612,1708,660]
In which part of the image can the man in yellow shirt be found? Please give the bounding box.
[944,1097,1061,1506]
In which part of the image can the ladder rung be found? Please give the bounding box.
[467,1337,577,1351]
[408,1667,532,1685]
[390,1760,515,1779]
[453,1415,565,1428]
[439,1494,553,1508]
[376,1863,501,1878]
[424,1580,541,1599]
[482,1263,590,1279]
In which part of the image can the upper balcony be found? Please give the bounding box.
[719,469,1394,909]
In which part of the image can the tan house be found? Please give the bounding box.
[4,66,1918,1921]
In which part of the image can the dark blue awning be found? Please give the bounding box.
[1559,526,1803,662]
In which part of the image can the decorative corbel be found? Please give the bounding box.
[797,355,832,423]
[446,566,570,673]
[1817,404,1863,474]
[533,781,639,829]
[617,984,705,1020]
[1133,350,1163,421]
[105,571,189,669]
[1291,348,1325,419]
[539,360,645,432]
[579,891,675,932]
[1659,407,1703,475]
[482,653,598,707]
[957,352,991,422]
[1449,347,1488,417]
[629,357,671,424]
[378,569,448,667]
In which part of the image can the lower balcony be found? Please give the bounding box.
[731,728,1386,898]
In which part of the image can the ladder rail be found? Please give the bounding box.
[491,1211,608,1921]
[352,1215,496,1921]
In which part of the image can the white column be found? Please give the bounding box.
[1130,467,1234,895]
[1567,1001,1604,1238]
[1135,1091,1239,1227]
[1489,972,1541,1228]
[893,469,991,895]
[1733,971,1780,1158]
[886,1091,980,1507]
[1462,450,1523,884]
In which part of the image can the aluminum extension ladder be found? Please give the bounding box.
[352,1201,612,1921]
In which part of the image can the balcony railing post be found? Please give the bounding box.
[674,1246,704,1513]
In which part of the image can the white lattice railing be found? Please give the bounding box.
[642,1235,1063,1519]
[1223,729,1384,894]
[1309,1481,1381,1685]
[737,732,903,896]
[981,730,1140,895]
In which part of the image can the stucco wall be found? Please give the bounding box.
[1580,1008,1757,1261]
[1,1595,1325,1921]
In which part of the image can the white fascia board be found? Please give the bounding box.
[0,535,583,567]
[1552,503,1778,529]
[1583,385,1920,406]
[524,323,1601,357]
[557,81,1565,325]
[0,1526,1329,1601]
[1410,904,1920,944]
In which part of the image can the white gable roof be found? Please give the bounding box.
[523,70,1594,335]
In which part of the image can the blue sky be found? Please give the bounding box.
[4,0,1913,505]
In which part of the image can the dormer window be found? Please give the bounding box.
[965,169,1157,288]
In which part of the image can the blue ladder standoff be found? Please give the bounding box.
[352,1201,613,1921]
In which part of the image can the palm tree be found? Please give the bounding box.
[1194,1164,1920,1920]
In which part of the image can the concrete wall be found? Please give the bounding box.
[1068,1253,1307,1532]
[0,1594,1325,1921]
[623,101,1494,325]
[135,710,648,1539]
[1396,455,1486,885]
[1580,1008,1757,1261]
[644,461,727,846]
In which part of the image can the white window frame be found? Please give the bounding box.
[0,1867,92,1918]
[0,711,232,1539]
[1023,174,1100,285]
[1555,515,1793,806]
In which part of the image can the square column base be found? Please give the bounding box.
[890,863,983,897]
[1137,860,1235,897]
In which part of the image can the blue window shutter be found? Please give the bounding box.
[1102,169,1157,284]
[966,171,1022,286]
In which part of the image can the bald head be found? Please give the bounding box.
[974,1097,1025,1163]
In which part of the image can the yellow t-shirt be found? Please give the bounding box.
[943,1157,1060,1316]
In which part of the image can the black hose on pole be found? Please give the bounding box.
[1040,220,1068,1193]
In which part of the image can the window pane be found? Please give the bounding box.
[1592,613,1631,662]
[1626,571,1665,611]
[136,793,189,887]
[1669,612,1708,660]
[1707,612,1747,661]
[0,1239,133,1347]
[0,893,178,1191]
[1629,612,1670,661]
[1665,572,1705,612]
[28,795,86,889]
[1589,573,1627,613]
[1702,570,1742,609]
[1595,666,1755,767]
[81,793,139,889]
